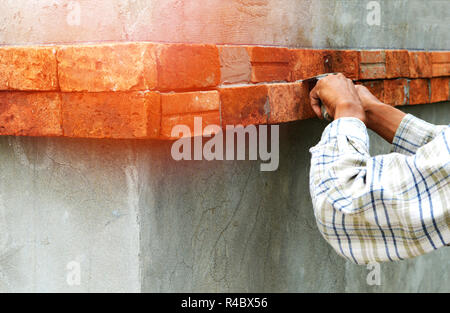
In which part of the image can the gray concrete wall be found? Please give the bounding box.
[137,102,450,293]
[0,0,448,292]
[0,0,449,49]
[0,138,141,292]
[0,103,448,293]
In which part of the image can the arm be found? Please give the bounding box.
[309,118,449,264]
[356,85,448,154]
[363,103,405,143]
[308,75,450,264]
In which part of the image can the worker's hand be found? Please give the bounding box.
[354,84,406,143]
[354,85,384,109]
[310,73,366,123]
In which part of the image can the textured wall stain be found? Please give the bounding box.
[0,192,19,290]
[234,0,269,18]
[0,194,8,252]
[124,165,142,293]
[125,165,140,218]
[8,137,54,171]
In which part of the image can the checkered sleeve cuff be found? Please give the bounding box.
[320,117,369,150]
[392,114,440,155]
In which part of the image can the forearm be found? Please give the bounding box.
[364,103,406,144]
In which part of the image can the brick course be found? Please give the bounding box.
[0,42,448,140]
[409,79,430,105]
[267,82,315,123]
[0,46,58,91]
[220,85,269,126]
[157,44,220,91]
[359,51,386,80]
[57,43,157,92]
[431,51,450,77]
[430,77,450,103]
[0,92,62,136]
[61,92,158,139]
[384,79,409,106]
[409,52,432,78]
[247,46,292,83]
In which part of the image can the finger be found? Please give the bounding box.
[354,85,366,98]
[346,78,358,96]
[357,84,370,93]
[355,84,368,96]
[309,85,323,119]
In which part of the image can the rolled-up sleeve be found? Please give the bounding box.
[310,118,371,214]
[392,114,448,155]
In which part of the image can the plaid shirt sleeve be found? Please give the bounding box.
[392,114,448,155]
[309,115,450,264]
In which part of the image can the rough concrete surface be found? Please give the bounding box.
[0,103,448,292]
[0,0,449,49]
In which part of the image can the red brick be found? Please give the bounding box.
[291,49,326,80]
[432,64,450,77]
[384,79,408,106]
[218,46,251,84]
[359,50,386,80]
[57,43,157,92]
[359,64,386,80]
[61,92,159,139]
[247,46,292,83]
[431,51,450,63]
[408,79,429,105]
[0,92,62,136]
[251,63,291,83]
[145,91,161,138]
[157,44,220,91]
[220,85,269,126]
[267,82,314,123]
[431,51,450,77]
[430,77,450,103]
[386,50,410,78]
[0,46,58,91]
[246,46,291,63]
[144,46,159,91]
[408,52,432,78]
[361,80,385,102]
[360,50,385,64]
[161,91,220,115]
[323,50,359,80]
[160,111,221,139]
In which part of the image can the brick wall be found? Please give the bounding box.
[0,43,449,139]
